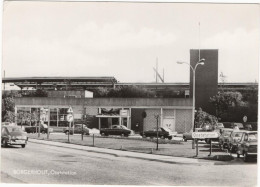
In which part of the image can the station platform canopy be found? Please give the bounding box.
[2,76,118,90]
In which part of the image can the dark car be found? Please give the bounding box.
[1,125,28,148]
[237,131,257,162]
[140,127,176,140]
[100,125,133,137]
[24,123,53,134]
[63,124,90,135]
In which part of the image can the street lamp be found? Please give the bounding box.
[177,58,205,149]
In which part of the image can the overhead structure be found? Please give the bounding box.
[2,76,118,91]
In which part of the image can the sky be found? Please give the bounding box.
[2,1,260,83]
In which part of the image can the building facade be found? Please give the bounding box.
[14,97,193,133]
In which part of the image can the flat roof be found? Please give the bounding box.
[2,76,118,83]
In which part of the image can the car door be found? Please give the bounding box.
[74,125,81,134]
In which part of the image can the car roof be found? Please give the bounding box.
[222,128,233,131]
[232,130,247,133]
[246,131,257,134]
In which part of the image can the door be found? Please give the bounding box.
[163,117,175,131]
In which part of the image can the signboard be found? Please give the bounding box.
[120,110,128,116]
[243,116,247,123]
[192,132,220,139]
[67,114,74,122]
[67,107,73,114]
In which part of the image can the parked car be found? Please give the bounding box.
[25,123,53,134]
[237,131,257,162]
[216,123,224,129]
[140,127,177,140]
[218,128,233,150]
[228,130,247,153]
[100,125,133,137]
[244,124,252,131]
[231,123,244,130]
[89,128,100,135]
[63,124,90,135]
[1,125,28,148]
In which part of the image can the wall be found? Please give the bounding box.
[143,109,161,131]
[14,97,192,108]
[175,109,192,133]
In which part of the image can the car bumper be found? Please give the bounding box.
[8,140,27,145]
[247,152,257,156]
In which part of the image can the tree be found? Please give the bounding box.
[93,86,156,98]
[210,91,248,122]
[2,92,21,122]
[194,108,218,129]
[17,111,32,126]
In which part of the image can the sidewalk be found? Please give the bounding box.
[29,138,220,165]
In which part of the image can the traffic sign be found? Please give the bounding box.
[67,106,73,114]
[243,116,247,123]
[67,114,74,122]
[192,132,220,139]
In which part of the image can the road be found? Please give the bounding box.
[1,142,257,185]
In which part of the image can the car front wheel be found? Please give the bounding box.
[2,139,8,147]
[21,144,26,148]
[183,136,187,142]
[243,152,249,162]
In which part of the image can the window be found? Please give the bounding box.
[244,134,248,141]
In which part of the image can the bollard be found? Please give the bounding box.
[151,148,153,154]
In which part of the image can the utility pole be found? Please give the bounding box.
[154,114,160,150]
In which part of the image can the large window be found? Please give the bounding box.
[50,108,58,126]
[58,108,69,127]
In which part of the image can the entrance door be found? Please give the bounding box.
[163,117,175,131]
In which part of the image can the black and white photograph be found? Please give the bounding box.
[1,0,259,186]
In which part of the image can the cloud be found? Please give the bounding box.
[3,37,111,77]
[202,28,259,82]
[68,22,176,51]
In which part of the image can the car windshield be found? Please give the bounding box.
[248,133,257,142]
[6,126,23,133]
[161,127,171,132]
[120,126,128,130]
[223,131,232,136]
[232,132,243,137]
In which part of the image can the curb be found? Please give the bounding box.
[28,139,215,165]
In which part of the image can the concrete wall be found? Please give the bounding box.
[15,97,192,108]
[48,91,85,98]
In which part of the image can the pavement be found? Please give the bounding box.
[28,138,220,165]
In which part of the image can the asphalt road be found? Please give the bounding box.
[1,142,257,186]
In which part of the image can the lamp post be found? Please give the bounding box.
[177,58,205,149]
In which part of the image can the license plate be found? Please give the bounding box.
[16,140,25,144]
